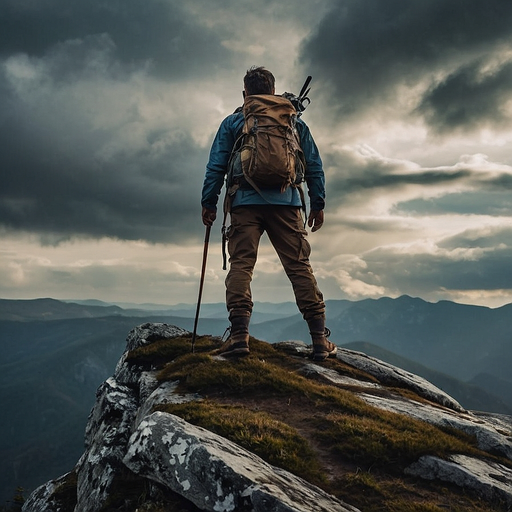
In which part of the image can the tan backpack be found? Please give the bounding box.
[228,94,306,194]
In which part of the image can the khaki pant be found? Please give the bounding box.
[225,206,325,321]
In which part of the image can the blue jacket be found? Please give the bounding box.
[201,107,325,212]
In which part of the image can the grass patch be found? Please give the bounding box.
[312,409,482,468]
[125,335,215,367]
[154,344,485,469]
[156,400,326,486]
[335,471,508,512]
[157,340,371,413]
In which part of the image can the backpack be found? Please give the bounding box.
[227,94,306,194]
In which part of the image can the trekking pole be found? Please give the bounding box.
[191,224,211,353]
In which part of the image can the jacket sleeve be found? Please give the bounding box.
[297,119,325,211]
[201,114,239,211]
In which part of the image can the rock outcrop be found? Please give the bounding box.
[124,412,356,512]
[23,323,512,512]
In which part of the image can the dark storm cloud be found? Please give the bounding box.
[394,167,512,217]
[0,0,238,244]
[0,99,208,244]
[301,0,512,128]
[419,60,512,132]
[0,52,210,244]
[323,147,471,203]
[439,226,512,251]
[338,168,471,194]
[361,229,512,294]
[0,0,231,78]
[395,191,512,217]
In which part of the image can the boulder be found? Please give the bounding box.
[405,454,512,506]
[124,411,358,512]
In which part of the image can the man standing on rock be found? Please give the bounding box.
[201,66,337,361]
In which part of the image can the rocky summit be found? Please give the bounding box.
[22,323,512,512]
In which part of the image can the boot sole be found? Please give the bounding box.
[216,340,250,358]
[220,347,250,357]
[312,346,338,361]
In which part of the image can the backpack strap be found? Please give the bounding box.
[221,182,239,270]
[297,184,308,227]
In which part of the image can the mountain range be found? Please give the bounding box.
[1,295,511,506]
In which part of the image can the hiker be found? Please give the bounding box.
[201,66,337,361]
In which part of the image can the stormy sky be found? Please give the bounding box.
[2,0,512,308]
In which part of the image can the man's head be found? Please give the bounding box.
[243,66,275,96]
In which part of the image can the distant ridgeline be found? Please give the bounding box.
[1,296,512,507]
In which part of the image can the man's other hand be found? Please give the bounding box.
[307,210,324,232]
[202,207,216,227]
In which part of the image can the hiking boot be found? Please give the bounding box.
[312,340,338,361]
[216,309,251,357]
[310,327,338,361]
[216,333,250,358]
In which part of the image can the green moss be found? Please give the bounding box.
[335,471,507,512]
[153,337,492,470]
[125,336,215,366]
[157,344,370,412]
[156,400,327,487]
[159,354,307,394]
[313,410,481,467]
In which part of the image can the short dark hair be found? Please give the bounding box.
[243,66,275,95]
